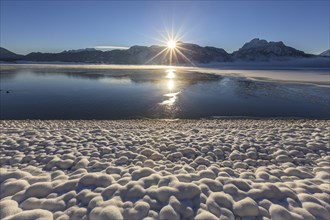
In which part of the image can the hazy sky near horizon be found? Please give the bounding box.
[1,1,329,55]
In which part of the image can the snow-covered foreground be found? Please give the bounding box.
[0,120,329,220]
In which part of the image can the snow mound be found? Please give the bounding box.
[0,120,329,219]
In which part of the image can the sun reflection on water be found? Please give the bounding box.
[167,80,174,91]
[160,92,180,106]
[160,69,180,106]
[166,69,175,79]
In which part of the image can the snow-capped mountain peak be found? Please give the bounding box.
[232,38,308,61]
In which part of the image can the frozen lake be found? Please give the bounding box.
[1,64,329,119]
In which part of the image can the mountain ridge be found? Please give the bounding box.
[0,38,325,64]
[0,47,24,60]
[232,38,309,61]
[319,49,330,57]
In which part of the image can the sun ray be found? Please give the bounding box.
[160,49,170,62]
[174,48,195,66]
[172,49,180,64]
[148,23,197,66]
[176,45,195,54]
[140,33,160,43]
[171,22,175,40]
[174,25,185,42]
[145,47,168,64]
[169,49,173,66]
[161,48,170,59]
[165,29,173,44]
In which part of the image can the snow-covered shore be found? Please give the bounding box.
[1,120,329,219]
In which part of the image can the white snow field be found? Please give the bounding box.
[0,120,329,220]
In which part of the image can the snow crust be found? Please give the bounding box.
[0,120,329,219]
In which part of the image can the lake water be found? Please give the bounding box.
[1,65,329,119]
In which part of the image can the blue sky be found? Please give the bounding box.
[1,1,329,55]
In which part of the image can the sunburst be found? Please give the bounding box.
[167,40,176,49]
[145,28,194,66]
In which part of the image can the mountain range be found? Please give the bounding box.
[0,38,329,64]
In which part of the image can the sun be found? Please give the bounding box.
[167,40,176,49]
[145,28,194,66]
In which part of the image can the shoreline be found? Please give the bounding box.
[1,119,329,219]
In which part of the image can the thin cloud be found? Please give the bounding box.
[95,45,129,50]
